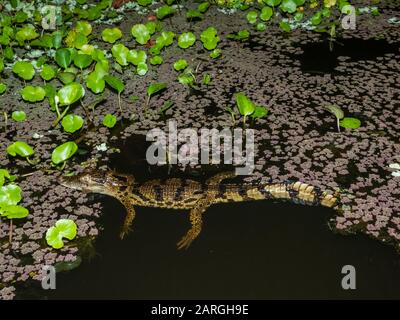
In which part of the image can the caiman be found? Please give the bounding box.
[59,171,339,249]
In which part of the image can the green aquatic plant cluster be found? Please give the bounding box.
[0,169,29,243]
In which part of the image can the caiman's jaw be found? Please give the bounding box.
[58,171,111,193]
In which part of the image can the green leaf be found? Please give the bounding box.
[203,72,211,85]
[76,21,92,36]
[86,71,105,94]
[147,82,167,97]
[235,92,256,116]
[310,12,322,25]
[186,10,203,20]
[159,101,174,114]
[11,111,26,122]
[131,24,151,45]
[21,86,46,102]
[0,83,7,95]
[280,0,297,13]
[73,54,93,69]
[255,22,267,31]
[246,11,258,24]
[0,184,22,206]
[101,27,122,43]
[198,2,210,13]
[260,6,273,21]
[210,49,221,59]
[150,55,163,65]
[227,30,250,41]
[61,114,84,133]
[51,141,78,164]
[173,59,188,71]
[136,62,148,76]
[112,43,130,66]
[145,21,157,35]
[58,72,76,85]
[7,141,34,158]
[178,32,196,49]
[40,64,56,81]
[104,75,125,93]
[0,169,11,187]
[103,114,117,128]
[339,117,361,129]
[46,219,77,249]
[324,105,344,120]
[13,61,35,80]
[279,21,291,32]
[57,83,85,106]
[0,205,29,219]
[200,27,220,50]
[251,106,269,119]
[15,25,39,45]
[155,31,175,48]
[264,0,281,6]
[127,50,147,66]
[156,5,175,20]
[55,48,73,69]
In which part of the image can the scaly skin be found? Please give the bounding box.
[58,171,339,249]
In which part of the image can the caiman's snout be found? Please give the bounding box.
[58,171,111,193]
[58,174,84,190]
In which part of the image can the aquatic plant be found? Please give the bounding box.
[46,219,77,249]
[101,27,123,43]
[178,32,196,49]
[6,141,36,165]
[145,82,167,110]
[61,114,84,133]
[103,114,117,128]
[0,169,29,244]
[324,105,361,132]
[235,92,268,126]
[11,111,26,122]
[51,141,79,169]
[104,75,125,112]
[13,61,35,81]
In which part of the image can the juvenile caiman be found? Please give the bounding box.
[59,171,339,249]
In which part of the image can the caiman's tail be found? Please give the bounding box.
[217,181,339,208]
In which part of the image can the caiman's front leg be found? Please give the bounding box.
[177,198,212,250]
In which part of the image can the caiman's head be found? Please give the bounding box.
[58,171,124,194]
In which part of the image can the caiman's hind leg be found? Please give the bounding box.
[177,198,211,250]
[119,205,136,239]
[206,171,236,185]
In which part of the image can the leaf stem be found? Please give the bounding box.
[337,117,341,133]
[53,105,70,127]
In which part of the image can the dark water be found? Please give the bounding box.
[299,39,400,73]
[18,135,400,299]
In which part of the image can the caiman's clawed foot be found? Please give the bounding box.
[177,230,199,250]
[177,199,209,250]
[119,205,136,240]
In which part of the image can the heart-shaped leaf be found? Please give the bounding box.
[13,61,35,80]
[147,82,167,97]
[260,6,273,21]
[21,86,46,102]
[112,43,130,66]
[101,27,122,43]
[61,114,84,133]
[40,64,56,81]
[46,219,77,249]
[235,92,255,116]
[156,5,175,20]
[200,27,220,50]
[178,32,196,49]
[73,54,93,69]
[55,48,73,69]
[131,24,151,45]
[11,111,26,122]
[7,141,34,158]
[86,70,105,94]
[0,184,22,206]
[103,114,117,128]
[174,59,188,71]
[51,141,78,164]
[57,83,85,106]
[104,75,124,93]
[0,205,29,219]
[339,117,361,129]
